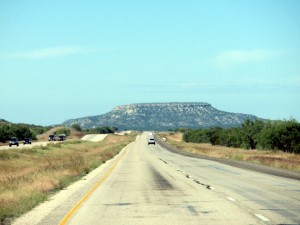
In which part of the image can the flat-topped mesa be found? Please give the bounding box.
[64,102,259,130]
[113,102,211,111]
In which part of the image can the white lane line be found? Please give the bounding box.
[226,197,236,202]
[255,214,270,222]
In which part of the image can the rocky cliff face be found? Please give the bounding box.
[63,102,259,131]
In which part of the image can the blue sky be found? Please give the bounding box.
[1,0,299,125]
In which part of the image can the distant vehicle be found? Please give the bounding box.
[23,138,32,145]
[58,134,66,141]
[148,138,155,145]
[48,134,56,141]
[9,137,19,147]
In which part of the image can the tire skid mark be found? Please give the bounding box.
[149,166,175,190]
[158,157,214,191]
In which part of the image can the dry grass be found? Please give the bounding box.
[158,132,300,172]
[0,134,136,224]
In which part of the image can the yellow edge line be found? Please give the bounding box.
[59,146,128,225]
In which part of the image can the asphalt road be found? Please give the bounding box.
[0,134,108,151]
[13,133,300,225]
[0,141,49,150]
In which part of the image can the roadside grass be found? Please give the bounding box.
[158,132,300,172]
[0,134,136,225]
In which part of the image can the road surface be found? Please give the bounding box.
[0,134,107,151]
[13,133,300,225]
[0,141,49,150]
[81,134,108,142]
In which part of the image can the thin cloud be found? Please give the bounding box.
[212,49,283,68]
[5,46,95,59]
[133,80,300,92]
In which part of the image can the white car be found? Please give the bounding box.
[148,138,155,145]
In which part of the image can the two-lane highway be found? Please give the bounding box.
[13,133,300,225]
[62,134,261,225]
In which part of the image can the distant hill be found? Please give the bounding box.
[63,102,260,131]
[0,119,9,125]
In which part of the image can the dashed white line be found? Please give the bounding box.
[226,197,236,202]
[255,214,270,222]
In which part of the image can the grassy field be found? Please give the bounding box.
[0,134,136,224]
[158,132,300,172]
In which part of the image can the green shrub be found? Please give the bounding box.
[71,124,82,132]
[54,128,70,136]
[0,124,35,142]
[182,119,300,153]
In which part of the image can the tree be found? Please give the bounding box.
[229,128,243,148]
[0,125,12,142]
[13,125,33,140]
[89,126,118,134]
[72,124,82,132]
[183,129,209,143]
[207,127,223,145]
[54,128,70,136]
[240,119,264,149]
[180,119,300,153]
[259,119,300,153]
[182,130,191,142]
[0,125,34,141]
